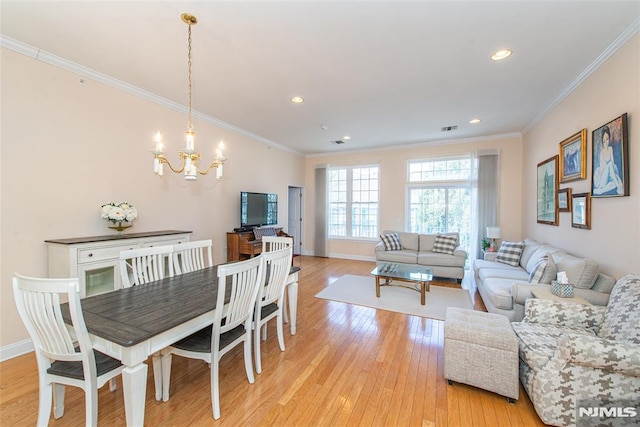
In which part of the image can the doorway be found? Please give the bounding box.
[287,186,303,256]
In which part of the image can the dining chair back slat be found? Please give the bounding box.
[172,240,213,275]
[119,245,174,288]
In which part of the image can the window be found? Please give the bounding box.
[328,165,379,238]
[407,157,476,255]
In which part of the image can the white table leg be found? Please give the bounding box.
[122,363,148,426]
[287,280,298,335]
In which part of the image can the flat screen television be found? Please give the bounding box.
[240,192,278,228]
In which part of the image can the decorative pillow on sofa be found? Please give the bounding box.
[253,227,276,240]
[496,241,525,267]
[432,234,458,255]
[380,233,403,251]
[551,253,599,289]
[528,255,557,284]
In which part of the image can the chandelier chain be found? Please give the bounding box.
[187,23,193,130]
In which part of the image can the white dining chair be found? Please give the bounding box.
[118,245,174,401]
[172,239,213,275]
[253,246,293,374]
[261,236,298,333]
[161,255,264,419]
[119,245,174,288]
[13,273,124,427]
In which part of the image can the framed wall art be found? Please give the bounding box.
[558,129,587,182]
[558,188,572,212]
[591,113,629,197]
[537,155,558,225]
[571,192,591,229]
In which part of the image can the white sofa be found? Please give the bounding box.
[375,231,467,282]
[473,238,616,321]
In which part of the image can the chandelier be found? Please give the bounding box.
[152,13,226,181]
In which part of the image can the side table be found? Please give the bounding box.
[483,251,497,261]
[531,288,591,305]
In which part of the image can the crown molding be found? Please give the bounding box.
[1,34,302,157]
[523,17,640,135]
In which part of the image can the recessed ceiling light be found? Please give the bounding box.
[343,135,351,140]
[491,49,512,61]
[469,118,481,124]
[290,96,304,104]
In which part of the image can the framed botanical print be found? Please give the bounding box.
[571,192,591,229]
[558,129,587,182]
[558,188,572,212]
[537,155,559,225]
[591,113,629,197]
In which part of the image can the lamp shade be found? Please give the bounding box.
[486,227,501,239]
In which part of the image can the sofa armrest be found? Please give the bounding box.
[453,246,467,259]
[512,282,543,305]
[523,298,606,331]
[557,334,640,377]
[375,241,386,254]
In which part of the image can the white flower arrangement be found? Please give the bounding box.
[101,202,138,225]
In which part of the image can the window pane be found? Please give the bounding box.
[328,165,379,238]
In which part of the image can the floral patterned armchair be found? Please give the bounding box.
[511,274,640,426]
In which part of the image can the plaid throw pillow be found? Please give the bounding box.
[380,233,402,251]
[253,227,276,240]
[432,234,458,255]
[529,256,548,283]
[496,241,525,267]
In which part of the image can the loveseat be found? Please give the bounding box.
[474,238,616,321]
[511,274,640,426]
[375,231,467,281]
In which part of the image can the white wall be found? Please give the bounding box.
[522,34,640,278]
[0,48,305,348]
[304,135,524,259]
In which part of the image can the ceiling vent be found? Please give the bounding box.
[441,125,458,132]
[331,140,345,145]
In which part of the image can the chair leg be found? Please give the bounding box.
[282,293,289,324]
[152,352,162,401]
[108,378,117,392]
[161,351,173,402]
[85,384,98,427]
[211,355,221,420]
[38,380,53,426]
[261,323,268,341]
[244,336,255,384]
[288,281,298,335]
[254,321,263,375]
[52,383,65,419]
[276,311,286,352]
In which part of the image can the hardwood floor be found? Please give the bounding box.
[0,256,546,426]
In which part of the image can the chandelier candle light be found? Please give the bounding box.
[152,13,226,181]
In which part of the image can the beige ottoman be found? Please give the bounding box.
[444,308,519,402]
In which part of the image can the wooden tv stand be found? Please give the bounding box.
[226,228,291,262]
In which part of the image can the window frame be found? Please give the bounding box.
[327,164,380,240]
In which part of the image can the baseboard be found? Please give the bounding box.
[0,339,33,362]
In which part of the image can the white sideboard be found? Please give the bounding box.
[45,230,192,298]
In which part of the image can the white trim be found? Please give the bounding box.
[0,35,302,156]
[523,17,640,134]
[328,253,377,262]
[307,132,522,158]
[0,338,33,362]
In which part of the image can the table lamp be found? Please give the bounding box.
[486,227,501,251]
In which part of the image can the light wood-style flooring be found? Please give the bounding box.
[0,256,546,426]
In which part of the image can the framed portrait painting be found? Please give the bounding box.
[558,188,571,212]
[591,113,629,197]
[558,129,586,182]
[571,192,591,229]
[537,155,558,225]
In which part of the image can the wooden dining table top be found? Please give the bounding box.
[62,265,300,347]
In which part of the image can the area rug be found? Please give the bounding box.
[315,274,473,321]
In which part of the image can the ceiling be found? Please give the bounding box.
[1,1,639,155]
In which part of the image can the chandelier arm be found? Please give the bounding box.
[156,154,187,174]
[195,160,224,175]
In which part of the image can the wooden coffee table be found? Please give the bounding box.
[371,263,433,305]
